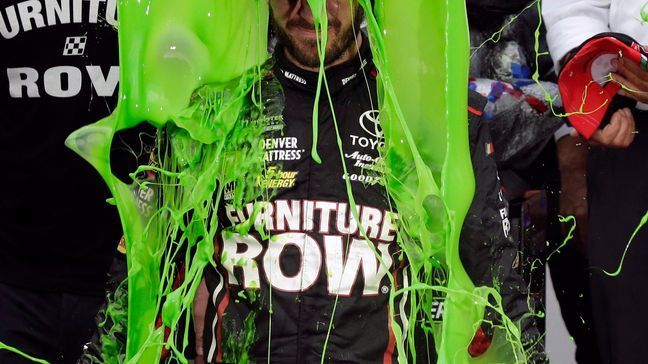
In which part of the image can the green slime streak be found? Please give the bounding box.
[602,210,648,277]
[470,0,539,59]
[547,216,576,261]
[0,342,49,364]
[66,1,270,362]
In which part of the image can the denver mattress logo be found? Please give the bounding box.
[261,137,304,162]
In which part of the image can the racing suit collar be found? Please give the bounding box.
[274,33,374,95]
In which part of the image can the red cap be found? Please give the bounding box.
[558,34,647,139]
[468,327,492,357]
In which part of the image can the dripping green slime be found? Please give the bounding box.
[61,0,526,363]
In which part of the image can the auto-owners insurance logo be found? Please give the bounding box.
[345,110,383,184]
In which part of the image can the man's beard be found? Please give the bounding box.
[273,7,364,68]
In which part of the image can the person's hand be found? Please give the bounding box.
[587,108,636,148]
[612,57,648,104]
[194,279,209,364]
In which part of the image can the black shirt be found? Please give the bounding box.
[0,0,121,294]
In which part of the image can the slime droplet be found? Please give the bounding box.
[641,2,648,23]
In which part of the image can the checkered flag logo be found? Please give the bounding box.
[63,36,87,56]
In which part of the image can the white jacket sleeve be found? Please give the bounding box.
[543,0,611,69]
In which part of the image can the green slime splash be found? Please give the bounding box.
[360,1,525,362]
[66,1,270,362]
[61,0,527,363]
[362,0,479,361]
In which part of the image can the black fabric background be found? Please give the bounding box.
[0,0,122,294]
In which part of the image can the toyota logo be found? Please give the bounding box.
[359,110,382,138]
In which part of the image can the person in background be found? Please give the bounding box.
[0,1,128,363]
[543,1,648,363]
[467,1,599,362]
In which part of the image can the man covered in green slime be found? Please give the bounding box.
[195,1,544,362]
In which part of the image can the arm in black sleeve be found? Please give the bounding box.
[460,90,547,362]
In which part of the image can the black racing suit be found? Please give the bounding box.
[202,39,539,363]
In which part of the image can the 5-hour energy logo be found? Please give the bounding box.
[256,166,298,189]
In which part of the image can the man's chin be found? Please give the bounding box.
[290,51,322,69]
[279,29,350,69]
[288,42,323,68]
